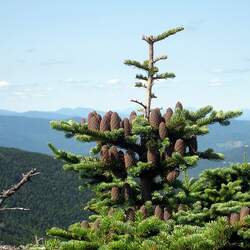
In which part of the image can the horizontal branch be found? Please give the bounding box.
[0,168,40,209]
[153,55,168,63]
[131,99,147,109]
[50,120,142,154]
[0,207,30,211]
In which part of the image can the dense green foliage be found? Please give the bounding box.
[43,27,246,249]
[0,147,91,245]
[45,163,250,249]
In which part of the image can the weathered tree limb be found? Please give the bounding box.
[0,168,40,211]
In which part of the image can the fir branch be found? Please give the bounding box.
[50,120,142,154]
[134,82,147,88]
[48,143,81,163]
[154,72,175,80]
[152,27,184,42]
[135,74,148,81]
[153,55,168,63]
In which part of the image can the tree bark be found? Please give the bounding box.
[140,175,152,201]
[145,40,154,119]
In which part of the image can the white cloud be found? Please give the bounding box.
[0,80,10,88]
[106,79,121,84]
[208,78,223,87]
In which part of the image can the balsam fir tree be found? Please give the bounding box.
[44,27,250,249]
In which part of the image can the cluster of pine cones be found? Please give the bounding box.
[85,110,136,137]
[229,206,250,225]
[80,206,250,231]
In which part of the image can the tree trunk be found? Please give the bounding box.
[145,40,154,119]
[140,175,152,201]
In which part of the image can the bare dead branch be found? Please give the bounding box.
[0,168,40,210]
[0,207,30,211]
[131,99,147,110]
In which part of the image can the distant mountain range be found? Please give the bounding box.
[0,107,249,120]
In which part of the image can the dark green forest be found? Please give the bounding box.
[0,147,92,245]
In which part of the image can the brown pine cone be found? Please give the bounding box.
[88,115,100,131]
[93,218,100,230]
[174,139,186,155]
[163,108,173,124]
[105,111,113,121]
[129,111,137,124]
[154,205,163,220]
[166,170,179,183]
[123,118,131,137]
[147,147,159,165]
[178,204,186,212]
[100,115,110,131]
[230,213,240,225]
[110,112,121,130]
[109,146,119,162]
[159,121,168,140]
[240,207,250,224]
[111,186,120,201]
[80,220,89,229]
[122,183,133,201]
[96,113,102,122]
[140,205,147,219]
[124,150,135,169]
[163,208,171,221]
[108,207,115,216]
[175,101,183,110]
[126,207,135,221]
[188,136,198,154]
[149,108,162,129]
[100,145,110,163]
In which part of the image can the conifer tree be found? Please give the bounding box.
[44,27,250,249]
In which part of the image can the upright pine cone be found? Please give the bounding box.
[154,205,163,220]
[93,219,100,230]
[163,108,173,124]
[230,213,240,225]
[126,207,135,221]
[108,207,115,216]
[124,150,135,169]
[163,208,171,221]
[188,136,198,154]
[149,108,162,129]
[122,183,133,201]
[159,121,168,140]
[140,205,147,219]
[111,186,120,201]
[175,101,183,110]
[88,115,100,131]
[100,115,110,131]
[147,147,159,165]
[174,139,186,155]
[100,145,110,163]
[240,207,250,224]
[109,146,119,162]
[166,170,179,183]
[122,118,131,137]
[80,220,89,229]
[129,111,137,124]
[110,112,121,130]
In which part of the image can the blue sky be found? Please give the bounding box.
[0,0,249,112]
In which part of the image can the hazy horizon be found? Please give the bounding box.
[1,1,250,112]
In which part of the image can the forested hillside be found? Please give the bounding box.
[0,147,92,245]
